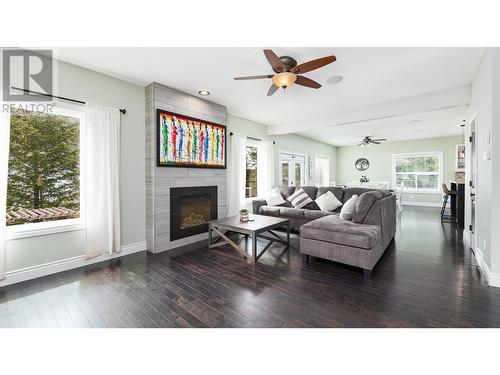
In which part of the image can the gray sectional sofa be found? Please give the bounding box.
[252,186,396,277]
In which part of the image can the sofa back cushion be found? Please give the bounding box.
[352,191,384,223]
[287,188,314,209]
[316,187,344,202]
[278,186,296,207]
[300,186,320,210]
[343,187,391,203]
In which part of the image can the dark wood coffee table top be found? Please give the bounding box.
[209,214,289,233]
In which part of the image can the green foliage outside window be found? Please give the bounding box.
[6,109,80,224]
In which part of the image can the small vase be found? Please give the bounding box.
[240,211,249,223]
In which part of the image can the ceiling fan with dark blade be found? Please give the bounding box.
[358,136,387,146]
[234,49,336,96]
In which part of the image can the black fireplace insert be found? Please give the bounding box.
[170,186,218,241]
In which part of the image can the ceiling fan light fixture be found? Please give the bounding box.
[272,72,297,89]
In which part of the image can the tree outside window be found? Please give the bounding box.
[6,109,80,226]
[245,145,257,198]
[393,153,441,192]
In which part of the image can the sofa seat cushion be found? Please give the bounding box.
[300,215,381,250]
[303,210,337,221]
[259,205,281,217]
[279,207,305,219]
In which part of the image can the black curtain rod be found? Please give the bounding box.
[229,132,275,144]
[11,86,127,114]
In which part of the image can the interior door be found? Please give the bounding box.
[280,161,290,186]
[293,159,305,187]
[279,152,305,187]
[469,120,476,250]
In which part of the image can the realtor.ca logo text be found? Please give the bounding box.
[1,48,55,113]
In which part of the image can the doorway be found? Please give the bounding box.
[279,152,306,187]
[469,118,476,251]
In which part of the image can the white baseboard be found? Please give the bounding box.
[472,247,500,288]
[0,241,147,288]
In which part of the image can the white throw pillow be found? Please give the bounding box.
[339,194,358,220]
[263,188,286,206]
[287,188,313,209]
[315,191,343,212]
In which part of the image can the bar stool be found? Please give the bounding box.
[441,183,457,223]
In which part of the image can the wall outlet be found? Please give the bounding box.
[484,239,487,250]
[485,131,491,144]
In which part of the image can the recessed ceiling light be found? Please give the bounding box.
[198,90,210,96]
[326,75,343,84]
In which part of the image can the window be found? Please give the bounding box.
[245,145,258,198]
[314,155,330,186]
[6,107,83,228]
[392,152,442,192]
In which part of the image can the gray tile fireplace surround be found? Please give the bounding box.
[145,82,227,253]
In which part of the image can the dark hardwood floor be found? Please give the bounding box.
[1,206,499,328]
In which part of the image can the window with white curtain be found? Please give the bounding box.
[392,152,442,192]
[6,106,84,232]
[314,155,330,186]
[245,142,258,198]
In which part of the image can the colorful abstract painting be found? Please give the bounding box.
[156,110,226,168]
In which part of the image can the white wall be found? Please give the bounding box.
[465,49,492,271]
[464,47,500,287]
[3,60,146,275]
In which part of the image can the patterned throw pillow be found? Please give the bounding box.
[287,188,313,209]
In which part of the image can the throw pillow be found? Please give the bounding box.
[352,191,384,223]
[264,188,286,206]
[287,188,313,209]
[315,191,343,212]
[339,194,358,220]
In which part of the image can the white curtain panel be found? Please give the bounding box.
[0,110,10,279]
[227,134,246,216]
[85,104,121,259]
[257,141,275,196]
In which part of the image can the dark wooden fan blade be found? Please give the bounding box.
[292,55,336,74]
[234,75,273,80]
[372,138,387,141]
[263,49,285,72]
[295,75,321,89]
[267,84,279,96]
[371,141,381,144]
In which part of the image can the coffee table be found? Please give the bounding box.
[208,214,290,262]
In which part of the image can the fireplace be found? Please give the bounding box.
[170,186,218,241]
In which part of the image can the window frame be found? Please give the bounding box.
[244,139,259,201]
[391,151,443,194]
[6,103,85,240]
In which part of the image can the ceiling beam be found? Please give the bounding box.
[267,84,471,135]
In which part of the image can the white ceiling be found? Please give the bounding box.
[54,47,484,145]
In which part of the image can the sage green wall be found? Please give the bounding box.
[5,60,146,273]
[227,114,337,186]
[465,48,493,270]
[336,136,463,205]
